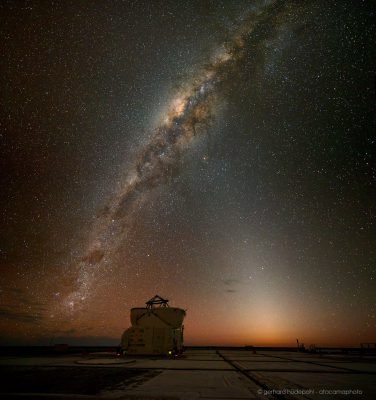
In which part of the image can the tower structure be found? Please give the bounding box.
[121,295,186,356]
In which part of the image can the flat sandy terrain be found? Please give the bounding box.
[0,349,375,399]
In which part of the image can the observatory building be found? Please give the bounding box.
[121,295,186,356]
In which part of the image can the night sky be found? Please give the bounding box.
[1,0,375,347]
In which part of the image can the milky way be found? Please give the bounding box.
[61,1,280,314]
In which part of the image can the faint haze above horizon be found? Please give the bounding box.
[0,0,375,347]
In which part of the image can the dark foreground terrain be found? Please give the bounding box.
[0,366,156,395]
[0,348,375,399]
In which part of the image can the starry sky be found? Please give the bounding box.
[1,0,375,347]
